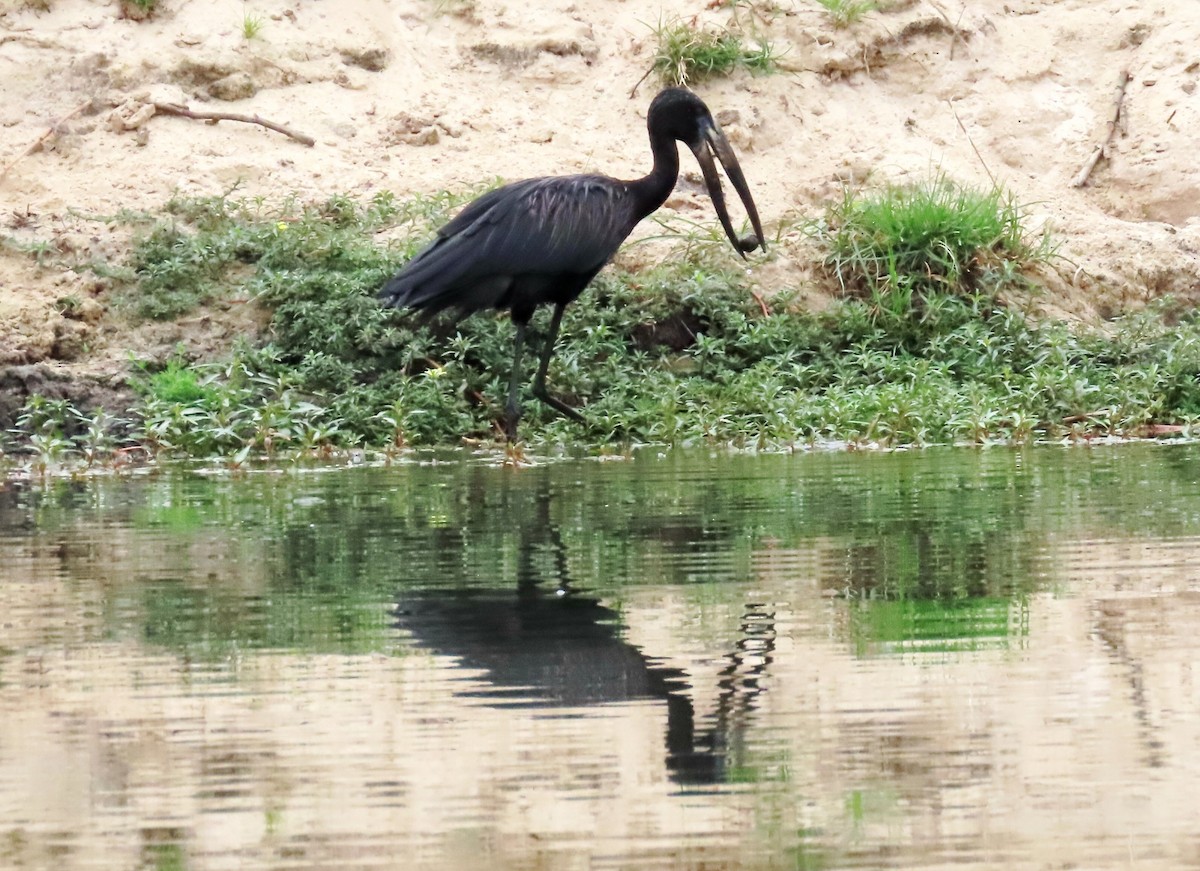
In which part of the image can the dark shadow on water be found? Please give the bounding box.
[395,583,733,787]
[391,475,777,788]
[393,470,782,791]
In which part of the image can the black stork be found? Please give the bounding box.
[379,87,766,441]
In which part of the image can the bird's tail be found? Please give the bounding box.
[378,237,468,311]
[378,273,413,309]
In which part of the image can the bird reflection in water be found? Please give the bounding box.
[393,488,776,787]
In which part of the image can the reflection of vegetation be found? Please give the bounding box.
[138,580,394,658]
[131,502,206,533]
[145,841,186,871]
[784,840,832,871]
[13,444,1200,659]
[845,598,1028,656]
[138,826,188,871]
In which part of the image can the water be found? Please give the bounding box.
[2,443,1200,870]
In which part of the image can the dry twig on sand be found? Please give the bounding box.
[924,0,972,60]
[1072,68,1132,188]
[0,99,92,184]
[0,33,62,49]
[750,290,770,317]
[151,102,316,147]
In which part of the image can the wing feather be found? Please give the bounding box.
[380,175,636,316]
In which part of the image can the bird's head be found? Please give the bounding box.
[648,88,766,258]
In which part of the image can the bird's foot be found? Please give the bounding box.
[503,439,529,468]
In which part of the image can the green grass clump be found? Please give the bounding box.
[818,174,1052,308]
[121,0,157,16]
[650,17,779,86]
[138,358,215,405]
[813,0,877,27]
[241,11,264,39]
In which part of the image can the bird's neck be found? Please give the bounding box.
[628,134,680,221]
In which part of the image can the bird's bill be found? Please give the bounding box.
[691,121,766,258]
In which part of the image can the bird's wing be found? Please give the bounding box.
[380,176,635,314]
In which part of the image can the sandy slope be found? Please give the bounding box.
[0,0,1197,394]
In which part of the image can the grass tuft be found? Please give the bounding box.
[812,0,877,27]
[241,10,264,39]
[121,0,157,18]
[817,173,1053,304]
[649,17,780,87]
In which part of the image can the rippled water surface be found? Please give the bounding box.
[3,444,1200,870]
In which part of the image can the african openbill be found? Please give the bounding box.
[379,87,766,440]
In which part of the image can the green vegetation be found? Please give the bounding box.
[3,173,1200,476]
[241,10,264,39]
[144,841,187,871]
[816,174,1056,332]
[124,188,421,320]
[121,0,157,16]
[6,395,123,475]
[648,17,780,87]
[813,0,877,28]
[820,175,1049,297]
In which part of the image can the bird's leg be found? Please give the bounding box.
[504,319,528,441]
[532,303,585,424]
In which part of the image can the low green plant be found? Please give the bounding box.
[813,0,877,27]
[132,356,339,458]
[241,10,264,39]
[122,0,157,16]
[77,409,123,467]
[121,187,422,320]
[649,17,779,86]
[7,395,131,474]
[137,356,215,405]
[817,174,1053,308]
[14,396,73,456]
[36,184,1192,464]
[0,234,59,267]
